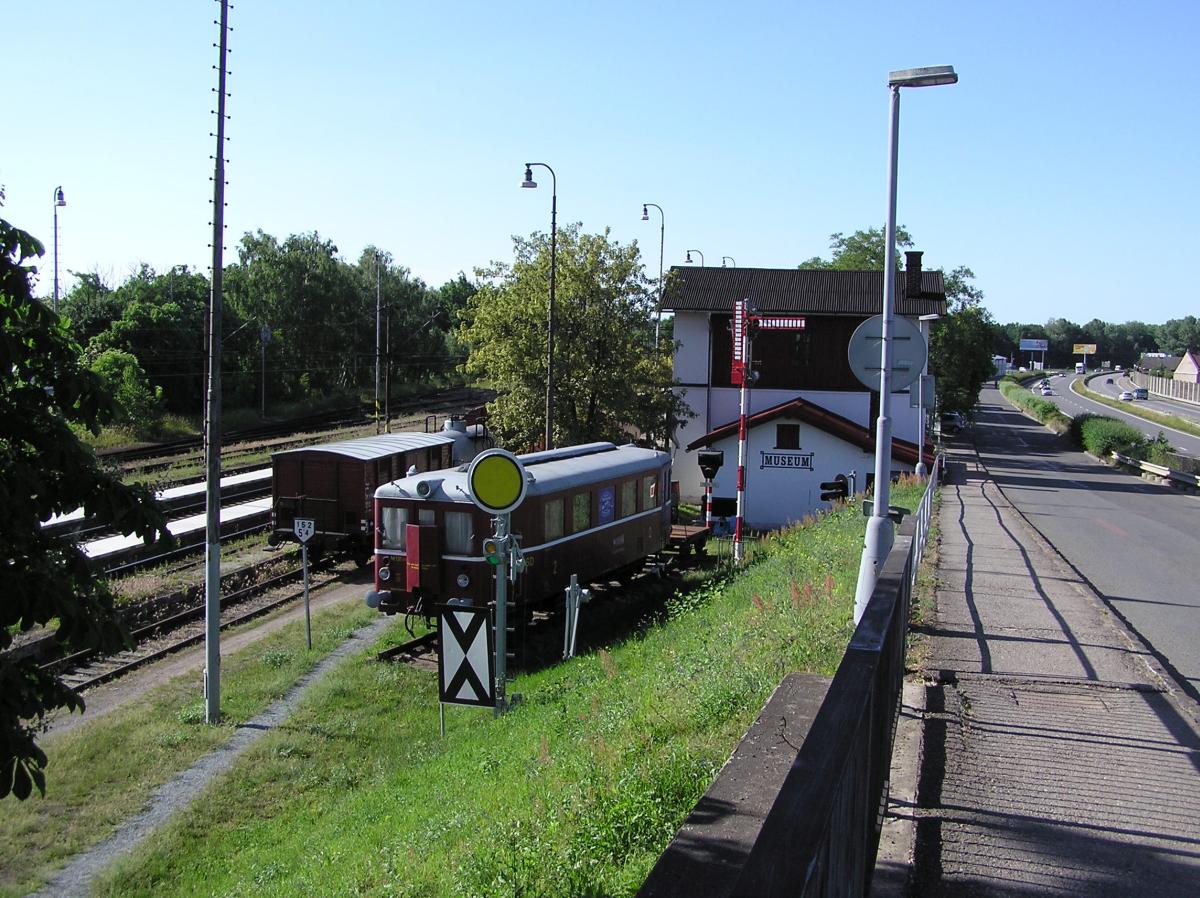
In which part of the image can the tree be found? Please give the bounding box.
[88,348,166,433]
[462,225,690,450]
[58,272,124,347]
[1156,316,1200,356]
[929,305,1000,417]
[1,211,168,800]
[798,226,913,270]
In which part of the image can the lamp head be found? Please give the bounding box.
[54,186,66,207]
[641,205,649,221]
[888,65,958,88]
[521,165,537,189]
[685,251,693,263]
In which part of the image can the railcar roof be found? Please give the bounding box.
[375,443,667,502]
[272,431,455,462]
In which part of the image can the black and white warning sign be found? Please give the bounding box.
[437,604,495,707]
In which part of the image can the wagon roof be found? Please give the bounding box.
[272,431,456,462]
[375,443,668,502]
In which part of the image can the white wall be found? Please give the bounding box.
[704,417,912,530]
[671,312,710,385]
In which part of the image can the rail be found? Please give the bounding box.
[640,455,943,897]
[1110,451,1200,490]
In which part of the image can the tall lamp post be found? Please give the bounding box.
[915,313,940,478]
[641,203,665,348]
[52,186,66,312]
[685,249,704,266]
[521,162,557,449]
[854,64,957,623]
[721,256,736,267]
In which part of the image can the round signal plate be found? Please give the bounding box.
[466,449,527,515]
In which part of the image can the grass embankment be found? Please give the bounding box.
[0,600,380,898]
[50,480,929,898]
[999,377,1072,433]
[1076,378,1200,440]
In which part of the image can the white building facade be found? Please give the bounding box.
[665,257,946,519]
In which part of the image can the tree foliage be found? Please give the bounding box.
[88,348,166,432]
[1,213,168,801]
[462,225,690,450]
[929,305,1000,417]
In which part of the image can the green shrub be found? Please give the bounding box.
[1071,413,1147,457]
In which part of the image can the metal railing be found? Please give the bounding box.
[726,456,942,897]
[1110,451,1200,490]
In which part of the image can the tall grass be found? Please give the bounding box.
[87,483,928,898]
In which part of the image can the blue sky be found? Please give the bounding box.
[5,1,1197,326]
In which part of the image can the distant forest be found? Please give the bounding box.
[993,316,1198,369]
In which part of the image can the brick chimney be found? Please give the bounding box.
[904,250,923,298]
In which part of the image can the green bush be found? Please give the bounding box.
[999,380,1072,433]
[1071,413,1147,457]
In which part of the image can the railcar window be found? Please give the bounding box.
[572,493,591,532]
[621,480,637,518]
[643,475,657,509]
[545,498,564,541]
[444,511,474,554]
[419,509,435,525]
[380,506,408,550]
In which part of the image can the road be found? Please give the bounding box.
[1027,372,1200,457]
[969,385,1200,704]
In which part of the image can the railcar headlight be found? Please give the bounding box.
[456,573,470,589]
[378,565,392,582]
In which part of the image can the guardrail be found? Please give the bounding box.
[640,456,943,897]
[1110,451,1200,490]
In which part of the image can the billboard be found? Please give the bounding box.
[1019,338,1049,352]
[1072,343,1098,355]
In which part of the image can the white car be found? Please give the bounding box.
[1118,390,1134,401]
[1040,387,1053,396]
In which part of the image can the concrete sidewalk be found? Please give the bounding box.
[902,447,1200,896]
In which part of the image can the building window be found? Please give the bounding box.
[621,480,637,517]
[380,506,408,550]
[444,511,473,554]
[544,498,564,541]
[572,493,591,532]
[776,424,800,449]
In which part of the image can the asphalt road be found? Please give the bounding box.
[1028,373,1200,457]
[970,385,1200,703]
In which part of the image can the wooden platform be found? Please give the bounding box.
[669,523,711,549]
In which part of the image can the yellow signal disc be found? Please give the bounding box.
[467,450,527,514]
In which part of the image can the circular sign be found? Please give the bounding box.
[466,449,527,515]
[847,314,928,392]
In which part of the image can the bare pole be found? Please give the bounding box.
[204,0,230,724]
[374,251,382,433]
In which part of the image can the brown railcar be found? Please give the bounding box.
[270,431,462,558]
[366,442,672,616]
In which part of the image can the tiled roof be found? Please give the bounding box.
[661,266,946,317]
[685,396,931,467]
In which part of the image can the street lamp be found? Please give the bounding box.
[521,162,557,449]
[854,64,957,623]
[52,186,66,313]
[641,203,665,348]
[721,256,736,267]
[685,249,704,266]
[915,313,940,478]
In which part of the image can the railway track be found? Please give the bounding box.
[48,560,356,692]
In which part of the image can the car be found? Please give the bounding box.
[939,412,966,435]
[1105,377,1114,384]
[1133,388,1148,400]
[1118,391,1134,401]
[1040,387,1053,396]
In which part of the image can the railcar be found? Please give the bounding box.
[270,422,485,558]
[365,442,672,617]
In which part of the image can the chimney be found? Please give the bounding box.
[904,250,923,298]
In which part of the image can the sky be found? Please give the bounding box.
[5,1,1198,327]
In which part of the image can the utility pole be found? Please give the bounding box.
[204,0,231,724]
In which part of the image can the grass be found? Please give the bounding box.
[0,599,380,898]
[51,481,932,898]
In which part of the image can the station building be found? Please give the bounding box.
[664,252,946,529]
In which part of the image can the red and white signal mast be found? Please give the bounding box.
[729,298,806,564]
